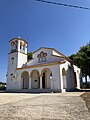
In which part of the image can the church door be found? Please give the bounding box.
[74,72,77,88]
[23,78,29,89]
[42,73,45,89]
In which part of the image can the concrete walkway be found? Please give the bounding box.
[0,92,90,120]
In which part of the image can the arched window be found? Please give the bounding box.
[11,57,14,64]
[10,73,13,80]
[37,51,47,62]
[11,41,18,52]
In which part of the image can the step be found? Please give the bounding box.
[6,89,61,93]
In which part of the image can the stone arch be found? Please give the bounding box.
[62,68,67,89]
[41,68,50,76]
[30,69,40,77]
[21,71,29,89]
[30,69,40,89]
[41,68,51,89]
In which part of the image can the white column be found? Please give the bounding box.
[18,40,20,51]
[29,77,31,89]
[50,77,53,89]
[21,77,23,89]
[40,75,42,89]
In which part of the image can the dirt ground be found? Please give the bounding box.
[81,92,90,113]
[0,92,90,120]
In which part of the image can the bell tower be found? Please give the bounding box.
[7,37,28,90]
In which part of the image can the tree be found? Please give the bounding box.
[0,82,6,85]
[69,42,90,86]
[27,52,33,60]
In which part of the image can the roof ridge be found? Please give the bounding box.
[32,47,72,62]
[33,47,54,53]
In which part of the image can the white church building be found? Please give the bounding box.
[7,37,81,92]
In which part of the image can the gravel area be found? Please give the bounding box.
[0,92,90,120]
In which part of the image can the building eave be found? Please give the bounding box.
[16,61,66,70]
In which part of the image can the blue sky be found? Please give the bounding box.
[0,0,90,82]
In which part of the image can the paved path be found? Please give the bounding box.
[0,92,90,120]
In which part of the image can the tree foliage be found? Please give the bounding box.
[0,82,6,85]
[27,52,33,60]
[69,42,90,80]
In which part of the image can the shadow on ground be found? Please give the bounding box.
[0,88,90,93]
[80,92,90,113]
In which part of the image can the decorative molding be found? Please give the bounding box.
[16,61,66,70]
[8,51,27,55]
[37,51,47,62]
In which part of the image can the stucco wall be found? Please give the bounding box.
[17,52,27,68]
[7,52,27,90]
[7,53,17,89]
[52,51,61,56]
[73,65,81,89]
[16,64,61,90]
[60,61,75,91]
[27,48,65,66]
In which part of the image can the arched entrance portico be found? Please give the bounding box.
[30,70,40,89]
[41,68,51,89]
[62,68,67,89]
[21,71,29,89]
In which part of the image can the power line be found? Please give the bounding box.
[36,0,90,10]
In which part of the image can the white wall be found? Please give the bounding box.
[7,52,27,90]
[52,51,61,56]
[73,65,81,89]
[7,53,18,89]
[17,52,27,68]
[60,61,75,92]
[16,64,61,90]
[27,48,65,66]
